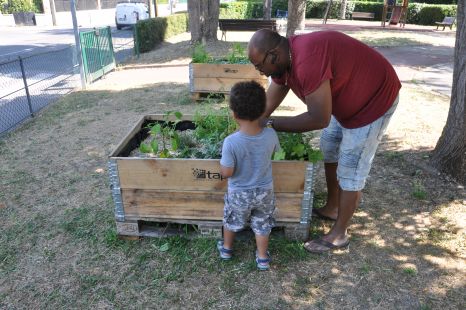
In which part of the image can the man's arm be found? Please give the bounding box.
[263,80,290,118]
[272,79,332,132]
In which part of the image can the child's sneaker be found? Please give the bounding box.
[255,250,271,271]
[217,240,233,260]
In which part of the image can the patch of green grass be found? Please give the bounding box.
[61,206,113,244]
[412,181,427,200]
[269,236,310,266]
[383,151,403,161]
[420,303,432,310]
[360,262,371,274]
[78,273,109,291]
[0,212,48,275]
[427,227,451,243]
[402,267,417,276]
[313,192,326,209]
[40,91,110,123]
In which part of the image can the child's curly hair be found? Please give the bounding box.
[229,81,266,121]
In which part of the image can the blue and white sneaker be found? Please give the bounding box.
[255,250,271,271]
[217,240,233,260]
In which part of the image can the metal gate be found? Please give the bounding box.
[79,26,116,83]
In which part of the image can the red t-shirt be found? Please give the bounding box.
[272,31,401,129]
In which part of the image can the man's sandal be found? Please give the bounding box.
[217,240,233,260]
[303,238,350,254]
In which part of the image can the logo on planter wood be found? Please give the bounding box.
[192,168,224,180]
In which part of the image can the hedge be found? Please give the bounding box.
[1,0,40,13]
[135,13,188,53]
[223,1,457,25]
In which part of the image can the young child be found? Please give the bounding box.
[217,80,281,271]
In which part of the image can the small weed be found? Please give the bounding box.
[402,267,417,276]
[79,273,107,291]
[313,192,326,209]
[412,181,427,200]
[427,227,451,243]
[192,43,210,63]
[360,262,371,274]
[420,304,432,310]
[384,151,402,161]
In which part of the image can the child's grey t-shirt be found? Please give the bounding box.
[220,128,280,192]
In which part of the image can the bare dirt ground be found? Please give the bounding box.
[0,25,464,309]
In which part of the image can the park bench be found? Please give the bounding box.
[351,12,375,20]
[218,19,277,41]
[276,9,288,19]
[435,16,455,30]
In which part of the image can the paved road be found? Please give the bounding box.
[0,25,134,62]
[376,45,454,97]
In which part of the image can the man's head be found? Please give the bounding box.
[248,29,290,78]
[229,81,266,121]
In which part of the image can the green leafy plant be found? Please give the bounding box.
[6,0,36,13]
[192,43,210,64]
[191,107,237,159]
[191,43,249,64]
[138,110,322,163]
[274,132,323,163]
[412,180,427,200]
[226,43,248,64]
[140,111,183,158]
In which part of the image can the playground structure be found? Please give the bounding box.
[382,0,409,28]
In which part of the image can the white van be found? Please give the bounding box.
[115,1,149,30]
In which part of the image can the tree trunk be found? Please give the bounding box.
[188,0,219,43]
[340,0,347,20]
[432,0,465,185]
[286,0,306,37]
[263,0,272,20]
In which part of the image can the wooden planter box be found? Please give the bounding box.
[108,114,316,240]
[189,62,268,99]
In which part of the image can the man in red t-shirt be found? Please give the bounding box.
[248,29,401,253]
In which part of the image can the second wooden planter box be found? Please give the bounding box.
[189,62,269,99]
[108,114,316,240]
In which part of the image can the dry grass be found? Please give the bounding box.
[0,29,464,309]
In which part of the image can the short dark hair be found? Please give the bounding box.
[229,81,266,121]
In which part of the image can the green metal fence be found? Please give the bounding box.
[79,26,116,83]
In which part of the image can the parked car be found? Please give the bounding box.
[115,1,149,30]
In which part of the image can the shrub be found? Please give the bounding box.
[219,1,251,19]
[4,0,37,13]
[216,1,457,25]
[135,13,188,53]
[416,4,457,24]
[352,1,384,20]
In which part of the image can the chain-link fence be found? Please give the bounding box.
[0,28,138,137]
[0,45,80,136]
